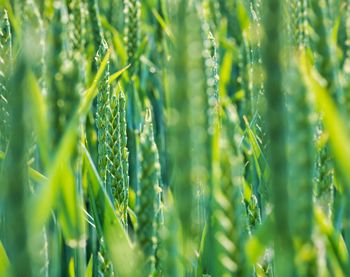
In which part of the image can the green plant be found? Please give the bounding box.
[2,0,350,276]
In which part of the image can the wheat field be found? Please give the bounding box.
[0,0,350,276]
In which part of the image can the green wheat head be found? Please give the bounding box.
[287,57,316,275]
[137,118,161,276]
[66,0,83,53]
[200,16,219,136]
[118,87,130,220]
[287,1,314,248]
[106,87,128,225]
[87,0,104,50]
[0,9,12,151]
[124,0,141,64]
[95,39,111,184]
[212,106,248,276]
[310,0,343,105]
[310,0,337,218]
